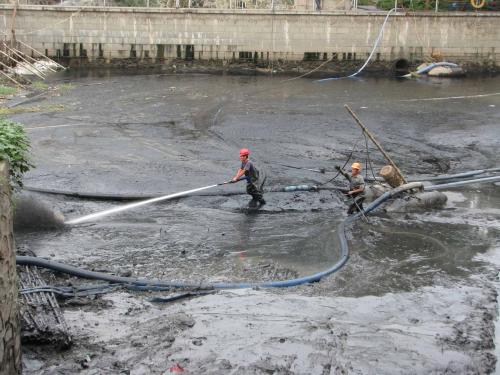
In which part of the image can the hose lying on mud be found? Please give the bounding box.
[408,167,500,183]
[23,184,339,201]
[16,182,423,291]
[16,172,500,293]
[20,284,215,302]
[23,167,500,201]
[424,175,500,190]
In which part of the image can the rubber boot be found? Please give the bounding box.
[248,198,258,208]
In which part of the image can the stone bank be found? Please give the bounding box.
[1,6,499,72]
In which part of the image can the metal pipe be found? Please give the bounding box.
[424,175,500,191]
[409,168,500,182]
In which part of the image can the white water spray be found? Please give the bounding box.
[65,184,221,225]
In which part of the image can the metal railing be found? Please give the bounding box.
[0,0,302,9]
[352,0,500,12]
[0,0,497,11]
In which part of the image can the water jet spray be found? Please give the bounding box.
[65,180,241,225]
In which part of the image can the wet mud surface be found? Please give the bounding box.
[10,71,500,373]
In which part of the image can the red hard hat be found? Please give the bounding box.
[239,148,250,157]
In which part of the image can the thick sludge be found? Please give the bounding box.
[12,71,500,374]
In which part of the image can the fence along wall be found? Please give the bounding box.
[1,6,499,65]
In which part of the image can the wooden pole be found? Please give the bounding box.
[0,68,26,88]
[3,46,47,77]
[10,44,57,72]
[344,104,407,184]
[0,50,45,79]
[17,40,66,70]
[0,58,29,87]
[9,2,17,47]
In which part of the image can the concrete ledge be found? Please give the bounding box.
[1,5,499,69]
[1,5,500,17]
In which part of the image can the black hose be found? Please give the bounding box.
[16,182,421,290]
[22,185,328,202]
[22,186,247,201]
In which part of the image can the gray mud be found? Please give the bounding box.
[14,193,66,230]
[11,71,500,374]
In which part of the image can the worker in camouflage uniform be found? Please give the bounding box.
[232,148,266,208]
[335,162,365,214]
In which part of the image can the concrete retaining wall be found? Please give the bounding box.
[1,6,499,66]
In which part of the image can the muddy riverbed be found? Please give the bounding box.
[9,71,500,374]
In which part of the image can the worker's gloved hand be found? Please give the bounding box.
[334,165,342,171]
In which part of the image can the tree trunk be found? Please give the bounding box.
[0,161,21,375]
[379,165,405,188]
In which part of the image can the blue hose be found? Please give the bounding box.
[16,183,421,290]
[414,62,458,75]
[16,169,500,293]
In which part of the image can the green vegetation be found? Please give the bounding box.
[0,104,65,116]
[0,119,33,187]
[115,0,151,6]
[0,85,17,96]
[377,0,450,10]
[57,83,74,91]
[32,81,49,90]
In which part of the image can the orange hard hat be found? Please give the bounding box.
[351,162,361,170]
[240,148,250,157]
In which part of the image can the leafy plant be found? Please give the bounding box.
[0,119,33,187]
[0,104,65,116]
[32,81,49,90]
[0,85,17,96]
[57,83,74,91]
[377,0,449,9]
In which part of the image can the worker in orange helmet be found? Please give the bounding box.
[232,148,266,208]
[335,162,365,214]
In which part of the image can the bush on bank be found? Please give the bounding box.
[0,119,33,187]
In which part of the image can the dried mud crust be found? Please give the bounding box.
[21,281,498,374]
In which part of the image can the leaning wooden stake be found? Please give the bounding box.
[17,40,65,70]
[9,45,57,73]
[344,104,407,184]
[4,45,48,77]
[0,61,27,88]
[0,49,45,79]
